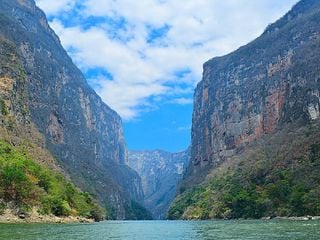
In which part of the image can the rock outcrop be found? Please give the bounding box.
[127,149,190,219]
[185,0,320,186]
[169,0,320,220]
[0,0,147,219]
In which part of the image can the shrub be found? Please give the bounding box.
[0,140,104,220]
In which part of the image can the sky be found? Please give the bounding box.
[35,0,298,152]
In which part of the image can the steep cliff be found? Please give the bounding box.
[0,36,104,221]
[127,149,190,219]
[0,0,148,219]
[186,0,320,185]
[170,0,320,219]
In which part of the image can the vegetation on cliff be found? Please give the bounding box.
[169,0,320,221]
[0,140,105,221]
[0,36,105,221]
[168,122,320,220]
[2,0,155,219]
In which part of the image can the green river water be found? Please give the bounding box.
[0,220,319,240]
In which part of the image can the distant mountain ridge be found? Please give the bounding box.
[127,149,190,219]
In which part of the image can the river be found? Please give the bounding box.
[0,220,319,239]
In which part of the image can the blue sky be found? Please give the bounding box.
[35,0,298,152]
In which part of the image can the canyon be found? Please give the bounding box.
[127,149,190,219]
[1,0,320,222]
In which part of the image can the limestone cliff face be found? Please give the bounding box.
[127,149,190,219]
[186,0,320,185]
[0,0,146,219]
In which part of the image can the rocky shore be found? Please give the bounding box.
[0,209,94,224]
[262,216,320,221]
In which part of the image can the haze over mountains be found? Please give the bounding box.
[127,149,190,219]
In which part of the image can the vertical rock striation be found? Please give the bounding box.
[169,0,320,220]
[127,149,190,219]
[0,0,146,219]
[185,0,320,186]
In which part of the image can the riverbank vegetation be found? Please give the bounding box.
[168,122,320,220]
[0,140,105,221]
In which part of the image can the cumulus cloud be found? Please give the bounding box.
[35,0,298,120]
[36,0,76,14]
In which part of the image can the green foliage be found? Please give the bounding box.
[0,140,105,220]
[168,187,206,220]
[169,131,320,220]
[0,202,5,215]
[0,99,8,116]
[125,201,153,220]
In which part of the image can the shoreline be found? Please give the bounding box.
[262,216,320,221]
[1,214,320,224]
[178,216,320,221]
[0,209,94,224]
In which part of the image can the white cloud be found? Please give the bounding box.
[35,0,298,120]
[170,98,193,105]
[35,0,76,14]
[94,78,169,119]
